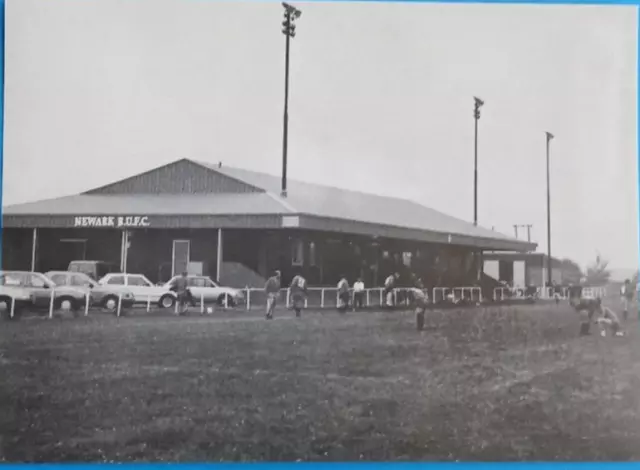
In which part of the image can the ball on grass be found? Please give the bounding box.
[206,307,214,314]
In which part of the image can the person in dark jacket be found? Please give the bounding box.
[409,278,429,331]
[170,271,195,314]
[264,270,281,320]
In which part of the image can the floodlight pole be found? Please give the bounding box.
[281,3,301,198]
[473,97,484,226]
[546,131,554,287]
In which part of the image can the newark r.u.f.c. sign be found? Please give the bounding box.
[73,216,150,228]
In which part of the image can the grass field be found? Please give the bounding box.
[0,302,639,462]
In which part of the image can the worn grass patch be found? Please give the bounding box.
[0,303,638,461]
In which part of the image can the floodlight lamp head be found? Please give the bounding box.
[546,131,555,140]
[474,96,484,107]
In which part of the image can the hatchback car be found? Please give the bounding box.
[46,271,135,312]
[0,271,89,314]
[162,275,245,308]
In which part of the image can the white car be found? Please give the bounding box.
[162,275,245,308]
[0,283,34,316]
[98,273,174,308]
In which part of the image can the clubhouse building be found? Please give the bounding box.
[2,158,536,288]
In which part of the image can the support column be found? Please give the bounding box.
[31,228,38,272]
[216,228,223,283]
[120,230,129,273]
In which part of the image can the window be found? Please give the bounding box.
[188,277,207,288]
[309,242,317,267]
[0,273,25,286]
[71,274,93,288]
[107,275,125,286]
[291,240,304,267]
[207,278,219,288]
[128,276,150,287]
[49,274,68,286]
[29,275,47,288]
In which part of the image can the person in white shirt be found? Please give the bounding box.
[337,276,350,313]
[620,279,634,321]
[353,278,365,310]
[384,273,399,308]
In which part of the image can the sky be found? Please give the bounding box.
[3,0,639,271]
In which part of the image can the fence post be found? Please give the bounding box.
[286,289,291,309]
[200,292,205,315]
[147,295,151,313]
[320,289,325,308]
[366,290,370,307]
[379,289,383,306]
[246,288,251,310]
[49,289,55,319]
[117,293,122,317]
[10,297,15,319]
[85,292,90,316]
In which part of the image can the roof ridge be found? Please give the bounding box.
[263,191,297,213]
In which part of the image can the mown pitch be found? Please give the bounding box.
[0,303,638,461]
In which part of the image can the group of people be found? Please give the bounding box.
[569,278,636,338]
[263,270,374,319]
[262,270,430,330]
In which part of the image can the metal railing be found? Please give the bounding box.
[492,286,608,302]
[3,284,612,319]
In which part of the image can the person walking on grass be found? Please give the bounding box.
[620,279,634,321]
[337,275,350,313]
[353,277,365,311]
[408,278,429,331]
[289,273,308,318]
[264,270,281,320]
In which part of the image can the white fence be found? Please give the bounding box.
[492,286,608,302]
[3,284,612,319]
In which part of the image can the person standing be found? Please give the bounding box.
[289,273,308,318]
[620,279,634,321]
[170,271,193,315]
[264,270,281,320]
[337,275,350,313]
[353,278,365,311]
[409,278,429,331]
[383,273,399,308]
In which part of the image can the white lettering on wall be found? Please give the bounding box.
[73,216,151,228]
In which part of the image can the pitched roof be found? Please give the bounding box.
[3,158,534,251]
[199,160,518,244]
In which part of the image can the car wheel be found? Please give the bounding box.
[159,294,175,309]
[57,297,78,312]
[103,295,118,312]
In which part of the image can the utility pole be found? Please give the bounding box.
[546,132,554,287]
[514,224,533,243]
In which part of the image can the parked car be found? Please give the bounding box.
[162,275,245,308]
[0,271,89,314]
[0,280,34,317]
[98,273,174,308]
[68,260,119,281]
[46,271,135,312]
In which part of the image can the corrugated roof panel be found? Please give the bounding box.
[3,193,292,215]
[204,161,517,243]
